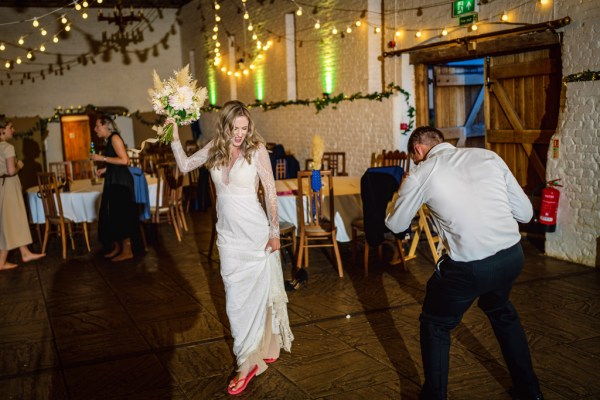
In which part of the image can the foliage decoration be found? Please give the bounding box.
[563,70,600,84]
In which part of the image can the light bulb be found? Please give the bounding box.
[234,71,240,77]
[33,18,39,27]
[5,61,10,68]
[215,15,221,22]
[97,0,103,4]
[18,37,25,45]
[227,70,232,75]
[250,64,255,69]
[215,42,220,47]
[40,44,46,51]
[415,30,422,38]
[82,12,88,19]
[296,8,302,16]
[267,40,272,46]
[65,24,71,32]
[257,42,262,49]
[27,52,33,59]
[61,16,68,24]
[346,26,352,33]
[243,12,249,20]
[220,67,226,72]
[395,30,401,37]
[212,34,217,40]
[314,21,320,29]
[375,27,381,33]
[252,33,257,40]
[332,27,338,35]
[53,36,59,43]
[0,43,5,51]
[41,28,47,36]
[442,28,448,36]
[471,23,478,31]
[16,57,22,64]
[75,3,82,10]
[213,25,219,32]
[243,69,249,75]
[215,2,220,10]
[257,54,263,59]
[539,0,549,4]
[355,20,361,27]
[248,24,253,31]
[501,13,508,22]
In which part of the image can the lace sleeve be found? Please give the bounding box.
[255,144,280,239]
[171,140,212,173]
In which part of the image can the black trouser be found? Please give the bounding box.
[419,242,540,399]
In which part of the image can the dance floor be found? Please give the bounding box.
[1,211,599,399]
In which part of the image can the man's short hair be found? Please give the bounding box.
[407,126,445,154]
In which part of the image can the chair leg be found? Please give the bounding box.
[170,207,181,241]
[82,222,91,252]
[395,239,407,271]
[42,223,50,254]
[140,223,148,252]
[60,223,67,259]
[332,237,343,278]
[67,223,75,250]
[179,204,188,231]
[296,234,304,269]
[35,224,42,246]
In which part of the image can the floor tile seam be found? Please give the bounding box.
[515,269,597,286]
[264,365,316,399]
[349,340,424,380]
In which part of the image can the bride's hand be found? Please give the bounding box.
[165,118,180,142]
[265,238,280,253]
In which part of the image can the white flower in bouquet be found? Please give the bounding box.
[147,64,207,144]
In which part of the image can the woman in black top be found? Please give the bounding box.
[91,114,138,261]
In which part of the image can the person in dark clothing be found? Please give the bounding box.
[91,114,138,262]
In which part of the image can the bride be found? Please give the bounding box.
[168,100,293,395]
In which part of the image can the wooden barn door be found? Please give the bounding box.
[484,47,562,193]
[434,62,485,148]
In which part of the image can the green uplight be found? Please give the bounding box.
[254,62,265,101]
[320,32,336,94]
[208,64,217,105]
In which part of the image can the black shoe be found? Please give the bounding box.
[508,387,544,400]
[285,268,308,291]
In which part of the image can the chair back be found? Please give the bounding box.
[49,161,73,182]
[71,160,94,180]
[36,172,65,224]
[184,140,199,155]
[157,162,183,207]
[322,152,347,176]
[296,170,335,231]
[275,159,286,180]
[382,150,410,173]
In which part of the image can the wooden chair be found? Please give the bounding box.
[405,205,444,263]
[275,159,286,180]
[36,172,91,259]
[150,163,183,241]
[382,150,410,174]
[257,182,296,265]
[184,140,199,155]
[296,170,343,277]
[323,152,348,176]
[184,167,200,212]
[71,160,94,180]
[48,161,73,182]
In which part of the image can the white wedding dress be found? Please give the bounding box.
[171,140,293,375]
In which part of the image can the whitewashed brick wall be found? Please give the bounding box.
[183,0,599,266]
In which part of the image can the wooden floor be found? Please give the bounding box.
[1,211,599,400]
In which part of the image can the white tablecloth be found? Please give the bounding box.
[27,178,158,224]
[275,176,362,242]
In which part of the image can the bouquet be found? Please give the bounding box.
[148,64,207,145]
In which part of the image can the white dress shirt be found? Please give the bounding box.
[385,143,533,262]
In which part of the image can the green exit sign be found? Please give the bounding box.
[458,13,478,26]
[452,0,478,17]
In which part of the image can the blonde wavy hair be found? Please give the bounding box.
[205,100,265,169]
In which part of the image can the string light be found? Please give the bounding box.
[501,12,509,21]
[26,51,33,59]
[539,0,549,4]
[75,3,82,11]
[65,24,71,32]
[18,37,25,45]
[331,27,338,35]
[220,66,226,72]
[212,34,217,40]
[213,25,219,32]
[395,30,401,37]
[82,12,88,19]
[97,0,103,3]
[243,12,249,20]
[243,69,249,75]
[374,27,381,33]
[40,44,46,51]
[346,26,352,33]
[355,20,361,27]
[53,36,59,43]
[314,20,320,29]
[470,23,478,31]
[215,2,220,10]
[41,28,47,36]
[4,61,10,68]
[82,1,89,7]
[441,28,448,36]
[234,71,241,77]
[0,43,5,51]
[227,70,232,76]
[61,15,68,24]
[248,23,253,31]
[215,15,221,22]
[16,57,22,64]
[32,18,39,28]
[296,7,303,16]
[252,33,258,40]
[415,30,422,38]
[250,64,255,69]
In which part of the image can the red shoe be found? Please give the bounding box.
[227,365,259,395]
[263,358,277,364]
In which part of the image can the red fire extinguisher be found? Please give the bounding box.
[538,179,562,232]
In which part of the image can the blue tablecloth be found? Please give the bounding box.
[128,166,151,221]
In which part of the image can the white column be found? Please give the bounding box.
[367,0,382,93]
[392,53,415,151]
[228,35,237,100]
[285,13,297,101]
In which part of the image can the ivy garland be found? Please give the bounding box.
[132,83,415,135]
[563,70,600,84]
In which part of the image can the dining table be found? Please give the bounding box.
[275,176,362,242]
[27,177,158,224]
